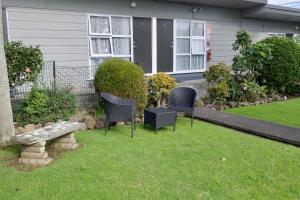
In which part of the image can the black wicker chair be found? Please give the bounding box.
[168,87,197,127]
[100,93,136,137]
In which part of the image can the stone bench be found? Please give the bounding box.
[11,121,87,166]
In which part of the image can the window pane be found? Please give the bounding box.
[191,55,204,70]
[192,22,204,36]
[91,38,111,55]
[116,57,131,61]
[176,21,190,37]
[176,55,190,71]
[112,38,131,55]
[192,39,205,54]
[176,39,190,54]
[91,57,111,76]
[90,16,110,34]
[111,17,130,35]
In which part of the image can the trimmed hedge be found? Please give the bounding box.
[257,37,300,93]
[94,58,147,111]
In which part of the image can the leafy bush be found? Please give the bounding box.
[204,62,231,83]
[232,31,272,81]
[204,62,231,103]
[228,78,266,102]
[257,37,300,93]
[5,41,43,88]
[13,87,77,125]
[207,81,229,102]
[148,73,176,107]
[240,80,267,102]
[94,58,147,111]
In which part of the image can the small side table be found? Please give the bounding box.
[144,108,177,133]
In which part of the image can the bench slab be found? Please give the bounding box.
[11,121,87,166]
[11,121,86,145]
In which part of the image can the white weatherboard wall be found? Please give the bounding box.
[3,0,300,68]
[6,7,89,66]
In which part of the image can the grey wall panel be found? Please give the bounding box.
[6,7,89,66]
[4,0,300,69]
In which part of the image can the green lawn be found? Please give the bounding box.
[225,98,300,128]
[0,117,299,200]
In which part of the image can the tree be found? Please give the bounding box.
[0,1,15,146]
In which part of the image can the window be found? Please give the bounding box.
[174,20,206,72]
[88,15,133,76]
[294,34,300,46]
[268,33,286,38]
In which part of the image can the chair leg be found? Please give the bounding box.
[173,124,176,132]
[105,120,108,135]
[131,122,134,138]
[191,115,194,127]
[134,119,136,131]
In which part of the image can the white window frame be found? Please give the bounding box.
[173,19,207,74]
[88,14,134,78]
[268,32,286,38]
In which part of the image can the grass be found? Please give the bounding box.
[225,98,300,128]
[0,117,299,200]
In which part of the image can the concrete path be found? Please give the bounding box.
[193,107,300,146]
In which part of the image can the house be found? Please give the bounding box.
[2,0,300,94]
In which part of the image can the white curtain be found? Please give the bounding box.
[112,38,131,55]
[111,17,130,35]
[91,38,111,55]
[192,39,205,54]
[176,55,190,71]
[191,55,204,70]
[192,22,204,37]
[90,16,110,34]
[176,21,190,36]
[176,38,190,54]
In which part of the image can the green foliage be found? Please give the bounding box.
[228,77,266,103]
[5,41,43,88]
[207,81,229,102]
[93,104,105,120]
[204,62,231,103]
[232,31,272,81]
[13,87,77,125]
[232,30,252,51]
[94,58,147,111]
[148,73,176,106]
[240,80,267,102]
[257,37,300,93]
[1,115,300,199]
[229,31,270,102]
[204,62,231,83]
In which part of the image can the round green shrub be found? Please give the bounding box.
[257,37,300,93]
[94,58,147,111]
[5,41,43,88]
[148,73,176,107]
[204,62,231,83]
[204,62,231,103]
[207,81,229,103]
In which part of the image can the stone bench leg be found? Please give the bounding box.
[19,141,53,166]
[51,133,79,152]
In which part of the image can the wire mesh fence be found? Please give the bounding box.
[10,61,99,108]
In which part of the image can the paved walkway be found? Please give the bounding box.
[193,107,300,146]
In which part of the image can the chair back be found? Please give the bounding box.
[168,87,197,108]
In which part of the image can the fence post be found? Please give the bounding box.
[53,61,56,93]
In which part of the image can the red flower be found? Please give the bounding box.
[24,67,31,73]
